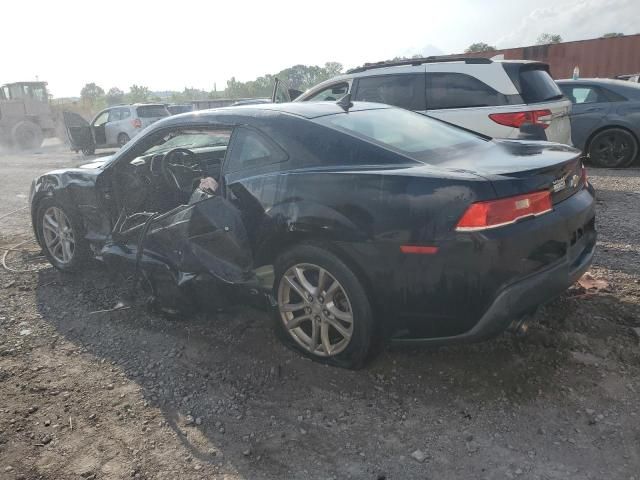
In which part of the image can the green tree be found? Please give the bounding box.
[602,32,624,38]
[536,33,563,45]
[105,87,124,106]
[127,84,150,103]
[465,42,496,53]
[80,83,105,107]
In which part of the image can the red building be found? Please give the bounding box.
[458,34,640,79]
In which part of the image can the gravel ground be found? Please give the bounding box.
[0,142,639,480]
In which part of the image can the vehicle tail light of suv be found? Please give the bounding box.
[488,109,552,129]
[132,118,142,129]
[456,190,552,231]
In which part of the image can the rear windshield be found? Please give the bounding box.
[315,107,486,162]
[519,68,563,103]
[136,105,170,118]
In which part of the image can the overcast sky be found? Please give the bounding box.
[2,0,638,98]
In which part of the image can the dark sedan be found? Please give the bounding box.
[30,101,596,368]
[557,78,640,167]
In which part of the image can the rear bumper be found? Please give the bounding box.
[391,231,594,346]
[390,185,596,346]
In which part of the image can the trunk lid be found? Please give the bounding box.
[437,140,584,203]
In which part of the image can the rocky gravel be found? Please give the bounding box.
[0,144,639,479]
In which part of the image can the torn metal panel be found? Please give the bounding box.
[103,190,255,291]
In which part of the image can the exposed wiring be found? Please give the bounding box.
[0,205,28,222]
[1,238,40,274]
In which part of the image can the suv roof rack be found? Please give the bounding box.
[347,56,493,74]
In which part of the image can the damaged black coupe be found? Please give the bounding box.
[30,102,596,368]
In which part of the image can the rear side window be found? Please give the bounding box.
[316,108,486,163]
[353,74,426,110]
[518,68,563,103]
[107,109,120,122]
[136,105,170,118]
[226,128,287,173]
[426,73,519,109]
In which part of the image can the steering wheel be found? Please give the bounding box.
[159,148,207,194]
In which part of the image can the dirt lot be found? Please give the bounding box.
[1,142,639,480]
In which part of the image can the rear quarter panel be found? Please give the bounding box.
[225,166,494,334]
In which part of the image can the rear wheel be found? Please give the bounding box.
[117,133,130,147]
[273,245,375,369]
[36,198,91,272]
[587,128,638,168]
[11,121,44,150]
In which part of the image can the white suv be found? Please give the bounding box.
[294,58,572,144]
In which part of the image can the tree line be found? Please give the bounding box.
[79,62,344,109]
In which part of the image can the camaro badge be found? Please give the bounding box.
[552,177,566,192]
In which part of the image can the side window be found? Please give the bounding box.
[427,73,513,110]
[93,111,109,126]
[305,83,349,102]
[226,128,287,173]
[568,87,607,104]
[107,109,121,122]
[120,108,132,119]
[353,74,426,110]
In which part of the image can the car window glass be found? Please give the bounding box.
[427,73,510,109]
[305,83,349,102]
[120,108,131,119]
[94,111,109,126]
[145,129,232,155]
[107,109,121,122]
[517,68,563,103]
[136,105,170,118]
[354,74,426,110]
[571,87,605,104]
[32,85,47,101]
[226,128,287,173]
[316,107,486,163]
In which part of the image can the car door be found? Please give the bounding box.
[105,108,122,146]
[559,84,613,149]
[109,126,256,286]
[91,109,110,146]
[62,110,95,151]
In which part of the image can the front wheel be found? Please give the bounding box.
[587,128,638,168]
[273,244,375,369]
[36,198,91,271]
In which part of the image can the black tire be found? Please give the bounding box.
[117,133,130,147]
[81,146,95,156]
[35,198,91,272]
[587,128,638,168]
[272,244,375,369]
[11,121,44,150]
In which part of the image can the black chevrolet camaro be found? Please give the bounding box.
[31,101,596,368]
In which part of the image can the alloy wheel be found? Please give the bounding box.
[278,263,354,357]
[41,206,75,264]
[591,131,632,167]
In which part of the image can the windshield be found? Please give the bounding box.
[145,130,231,155]
[315,107,487,162]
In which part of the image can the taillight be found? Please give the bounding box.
[581,163,588,186]
[132,118,142,128]
[456,190,552,231]
[489,109,552,129]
